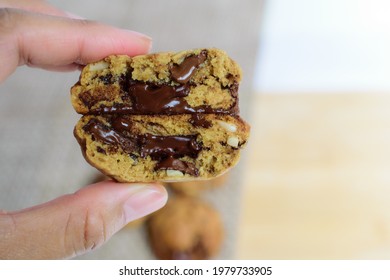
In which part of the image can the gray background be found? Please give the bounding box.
[0,0,262,259]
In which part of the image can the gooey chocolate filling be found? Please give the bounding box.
[91,49,239,115]
[81,50,240,176]
[83,118,201,176]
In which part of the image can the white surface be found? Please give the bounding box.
[255,0,390,92]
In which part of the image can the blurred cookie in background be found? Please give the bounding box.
[147,195,223,260]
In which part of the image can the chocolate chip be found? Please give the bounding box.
[189,114,212,128]
[170,50,207,84]
[97,146,106,154]
[130,153,138,161]
[99,74,113,85]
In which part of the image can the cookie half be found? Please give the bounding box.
[74,114,249,182]
[71,48,241,115]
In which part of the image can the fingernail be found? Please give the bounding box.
[122,185,167,223]
[121,29,153,53]
[124,30,152,42]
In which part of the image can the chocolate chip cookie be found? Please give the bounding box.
[147,196,223,259]
[71,48,250,182]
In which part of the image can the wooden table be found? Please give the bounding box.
[237,93,390,259]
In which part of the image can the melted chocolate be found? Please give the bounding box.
[83,118,201,176]
[121,51,208,114]
[189,114,212,128]
[89,49,239,115]
[82,118,137,153]
[171,50,207,84]
[127,83,191,114]
[139,134,201,160]
[111,116,133,134]
[140,133,201,160]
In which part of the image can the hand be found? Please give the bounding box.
[0,0,152,81]
[0,1,167,259]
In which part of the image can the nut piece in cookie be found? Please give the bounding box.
[147,196,223,260]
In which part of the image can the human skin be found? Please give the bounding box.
[0,0,168,259]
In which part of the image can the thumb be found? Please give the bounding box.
[0,181,167,259]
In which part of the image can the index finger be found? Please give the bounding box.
[0,8,152,82]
